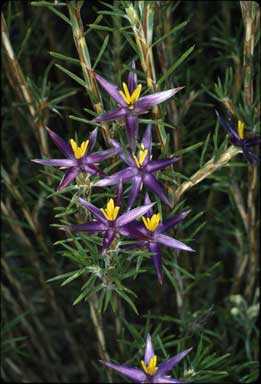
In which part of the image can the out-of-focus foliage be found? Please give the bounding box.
[1,1,259,383]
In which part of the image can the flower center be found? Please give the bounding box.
[142,213,160,232]
[119,82,142,110]
[237,120,245,139]
[141,355,158,376]
[70,139,89,159]
[101,198,120,221]
[133,144,148,168]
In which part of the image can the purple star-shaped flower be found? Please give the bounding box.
[100,333,192,383]
[93,61,184,150]
[94,125,180,209]
[216,110,261,165]
[60,181,154,255]
[32,127,119,191]
[123,194,194,284]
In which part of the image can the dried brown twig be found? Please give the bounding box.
[240,1,260,299]
[174,145,241,202]
[1,13,49,157]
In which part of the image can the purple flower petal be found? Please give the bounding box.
[99,361,146,382]
[60,221,106,233]
[117,203,155,227]
[146,157,180,173]
[128,60,137,93]
[102,229,116,255]
[87,148,119,163]
[85,127,98,155]
[46,127,74,159]
[229,136,241,146]
[156,348,192,377]
[154,376,187,383]
[126,114,138,151]
[246,151,260,163]
[143,193,153,217]
[95,73,127,106]
[156,210,191,234]
[93,107,127,123]
[115,178,123,207]
[215,110,240,141]
[143,173,171,206]
[144,333,155,365]
[156,234,194,252]
[141,124,152,157]
[149,242,163,284]
[32,159,76,168]
[135,87,184,110]
[110,139,126,165]
[242,147,256,165]
[78,197,108,225]
[244,137,261,146]
[94,167,134,187]
[82,163,106,176]
[57,167,79,191]
[122,222,150,240]
[120,240,147,250]
[127,176,143,210]
[110,139,135,166]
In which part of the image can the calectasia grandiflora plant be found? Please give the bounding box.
[33,56,195,381]
[30,1,260,382]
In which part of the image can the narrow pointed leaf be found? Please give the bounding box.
[157,45,195,85]
[55,64,86,88]
[93,35,110,69]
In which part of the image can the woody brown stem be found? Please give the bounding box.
[240,1,259,299]
[89,295,112,382]
[125,2,166,148]
[67,1,111,145]
[1,13,49,157]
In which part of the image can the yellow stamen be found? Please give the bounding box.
[142,213,160,232]
[70,139,89,159]
[237,120,245,139]
[141,355,158,375]
[133,145,148,168]
[119,82,142,109]
[130,83,142,104]
[123,82,131,102]
[100,198,120,221]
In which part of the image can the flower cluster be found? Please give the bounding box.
[33,62,193,286]
[32,63,194,381]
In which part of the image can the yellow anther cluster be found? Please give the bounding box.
[119,82,142,109]
[70,139,89,159]
[141,355,158,376]
[237,120,245,139]
[133,144,148,168]
[101,198,120,221]
[142,213,160,232]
